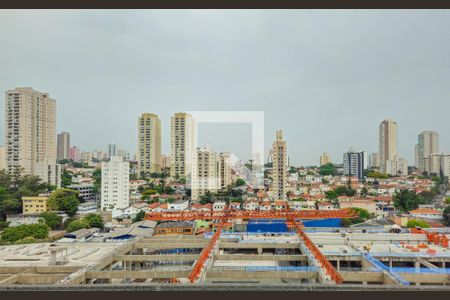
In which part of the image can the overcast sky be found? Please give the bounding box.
[0,10,449,166]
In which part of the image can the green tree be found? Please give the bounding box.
[141,189,158,200]
[0,170,52,220]
[200,191,214,204]
[0,223,49,243]
[0,198,21,215]
[39,212,62,230]
[325,190,338,200]
[443,206,450,226]
[0,221,9,230]
[367,171,389,179]
[61,169,73,187]
[418,190,437,203]
[92,168,101,194]
[133,210,146,223]
[84,213,104,229]
[360,187,368,197]
[47,189,80,216]
[235,178,246,187]
[319,163,336,176]
[393,190,425,212]
[65,219,88,232]
[407,219,430,228]
[341,218,353,227]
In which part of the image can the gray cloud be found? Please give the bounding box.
[0,10,449,165]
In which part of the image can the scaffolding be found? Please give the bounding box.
[288,217,343,284]
[146,209,356,222]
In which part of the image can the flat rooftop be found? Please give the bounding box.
[0,242,125,267]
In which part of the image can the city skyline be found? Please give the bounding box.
[1,11,450,165]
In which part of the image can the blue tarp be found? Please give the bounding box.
[247,219,288,233]
[246,218,342,232]
[301,218,342,227]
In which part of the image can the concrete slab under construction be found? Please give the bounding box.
[0,231,449,288]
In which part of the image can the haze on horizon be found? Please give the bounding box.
[0,10,449,166]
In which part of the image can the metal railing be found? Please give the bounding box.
[210,266,319,272]
[363,253,410,286]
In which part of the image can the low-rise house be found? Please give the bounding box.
[229,202,241,210]
[191,203,212,211]
[258,202,271,211]
[123,202,150,215]
[147,202,161,212]
[409,208,443,220]
[213,201,227,211]
[340,199,378,215]
[154,221,195,236]
[337,196,353,202]
[77,201,98,214]
[7,211,68,227]
[6,214,43,227]
[168,200,189,211]
[317,202,334,210]
[243,200,258,211]
[274,200,288,210]
[288,201,304,211]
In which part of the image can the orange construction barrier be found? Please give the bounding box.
[418,243,428,249]
[288,217,343,284]
[145,208,357,222]
[426,248,436,255]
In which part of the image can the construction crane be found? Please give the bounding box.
[147,208,356,284]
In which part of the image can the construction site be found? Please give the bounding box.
[0,209,450,290]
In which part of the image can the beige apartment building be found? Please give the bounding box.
[22,196,48,215]
[386,157,408,176]
[416,131,439,171]
[57,131,70,161]
[319,152,331,166]
[219,152,232,189]
[272,130,287,200]
[191,147,219,201]
[0,145,6,170]
[170,112,196,179]
[440,154,450,178]
[379,119,398,174]
[161,154,170,170]
[137,113,161,176]
[4,87,57,175]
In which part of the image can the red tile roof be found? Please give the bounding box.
[410,209,442,215]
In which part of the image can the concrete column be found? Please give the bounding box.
[336,260,340,271]
[362,281,367,285]
[257,247,262,255]
[309,278,316,283]
[389,259,392,268]
[442,261,446,268]
[414,260,420,269]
